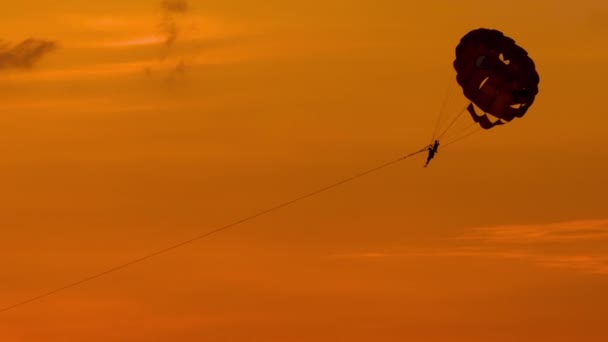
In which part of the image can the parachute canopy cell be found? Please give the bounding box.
[453,28,539,129]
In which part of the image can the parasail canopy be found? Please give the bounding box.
[453,28,540,129]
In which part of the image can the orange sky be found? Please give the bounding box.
[1,0,608,341]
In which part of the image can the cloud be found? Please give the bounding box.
[412,248,608,276]
[329,219,608,275]
[0,39,57,70]
[443,218,608,275]
[99,35,165,48]
[407,247,533,260]
[149,0,193,86]
[457,218,608,243]
[164,58,188,85]
[160,0,190,48]
[161,0,189,13]
[535,255,608,275]
[327,252,390,259]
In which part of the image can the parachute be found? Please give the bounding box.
[453,28,540,129]
[430,28,540,149]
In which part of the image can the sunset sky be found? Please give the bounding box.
[1,0,608,341]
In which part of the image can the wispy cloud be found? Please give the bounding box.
[446,218,608,275]
[0,58,185,83]
[408,247,608,275]
[406,247,533,260]
[327,252,391,259]
[164,59,188,85]
[535,255,608,274]
[99,36,166,48]
[160,0,190,48]
[457,218,608,243]
[0,39,57,70]
[62,12,239,48]
[329,219,608,275]
[150,0,193,85]
[0,39,256,83]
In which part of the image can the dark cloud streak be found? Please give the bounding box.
[0,39,57,70]
[153,0,191,86]
[161,0,189,13]
[160,0,189,48]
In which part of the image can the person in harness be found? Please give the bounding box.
[425,140,440,167]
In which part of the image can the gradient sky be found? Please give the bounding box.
[1,1,608,341]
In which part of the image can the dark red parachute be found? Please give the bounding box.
[453,28,539,129]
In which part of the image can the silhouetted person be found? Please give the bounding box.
[425,140,440,167]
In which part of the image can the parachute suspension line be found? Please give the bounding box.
[440,117,478,143]
[443,125,483,148]
[0,146,430,315]
[436,103,469,140]
[430,70,456,143]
